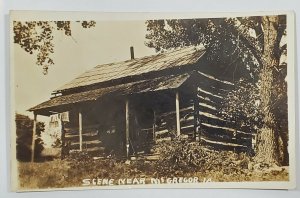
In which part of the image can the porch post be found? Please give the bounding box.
[193,96,199,141]
[31,112,37,162]
[153,110,156,142]
[125,99,130,158]
[176,91,181,136]
[60,120,65,159]
[79,110,83,151]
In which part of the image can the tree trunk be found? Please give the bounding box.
[254,16,281,165]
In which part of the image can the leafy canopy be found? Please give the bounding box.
[13,21,96,74]
[145,16,286,82]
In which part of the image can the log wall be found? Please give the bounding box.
[62,72,254,157]
[154,72,254,153]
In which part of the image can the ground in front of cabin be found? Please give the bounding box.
[17,145,289,190]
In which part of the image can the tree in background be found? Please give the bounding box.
[15,114,45,162]
[145,15,288,165]
[13,21,96,74]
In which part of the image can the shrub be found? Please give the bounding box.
[15,113,45,162]
[153,136,251,177]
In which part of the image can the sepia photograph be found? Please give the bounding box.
[10,11,296,191]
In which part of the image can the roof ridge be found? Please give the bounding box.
[54,45,206,93]
[94,45,202,69]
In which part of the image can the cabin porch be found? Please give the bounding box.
[57,87,197,159]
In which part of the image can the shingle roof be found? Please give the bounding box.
[29,73,191,113]
[55,46,205,92]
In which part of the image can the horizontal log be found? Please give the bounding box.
[156,119,194,133]
[65,134,100,142]
[181,125,194,134]
[84,147,105,153]
[199,102,217,111]
[155,125,169,132]
[199,112,226,122]
[200,137,247,151]
[198,84,228,97]
[141,128,153,132]
[156,129,169,135]
[200,119,227,129]
[71,139,101,146]
[69,145,105,153]
[83,142,103,149]
[200,123,235,138]
[209,85,231,94]
[159,106,193,118]
[201,129,235,144]
[198,107,219,118]
[197,90,224,103]
[156,137,172,142]
[198,87,223,99]
[198,96,221,110]
[70,142,102,150]
[196,71,235,87]
[65,129,99,136]
[236,130,254,138]
[180,118,194,128]
[200,137,244,147]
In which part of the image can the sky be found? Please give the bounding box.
[13,20,157,120]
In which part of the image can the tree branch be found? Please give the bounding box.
[229,18,264,67]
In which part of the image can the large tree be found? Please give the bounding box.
[145,15,288,165]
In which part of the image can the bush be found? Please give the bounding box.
[15,114,45,162]
[153,136,251,177]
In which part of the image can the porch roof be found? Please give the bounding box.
[29,73,191,115]
[55,46,205,92]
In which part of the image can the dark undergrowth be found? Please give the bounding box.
[18,139,289,189]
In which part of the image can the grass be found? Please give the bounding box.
[18,160,70,189]
[18,156,289,190]
[18,140,289,190]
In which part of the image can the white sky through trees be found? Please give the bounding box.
[14,21,156,120]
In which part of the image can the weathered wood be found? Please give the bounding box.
[159,106,193,118]
[156,129,169,135]
[193,96,199,141]
[176,91,181,136]
[200,122,235,135]
[125,98,130,158]
[181,125,194,134]
[153,110,156,142]
[156,137,172,142]
[200,137,247,151]
[31,113,37,162]
[61,120,65,159]
[197,89,223,104]
[70,140,102,150]
[79,110,83,151]
[196,71,234,88]
[199,113,225,128]
[156,131,171,139]
[201,129,235,143]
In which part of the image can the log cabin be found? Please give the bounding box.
[29,46,254,160]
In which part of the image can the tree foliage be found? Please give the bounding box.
[13,21,96,74]
[15,113,45,162]
[145,16,288,165]
[220,79,263,134]
[146,16,286,81]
